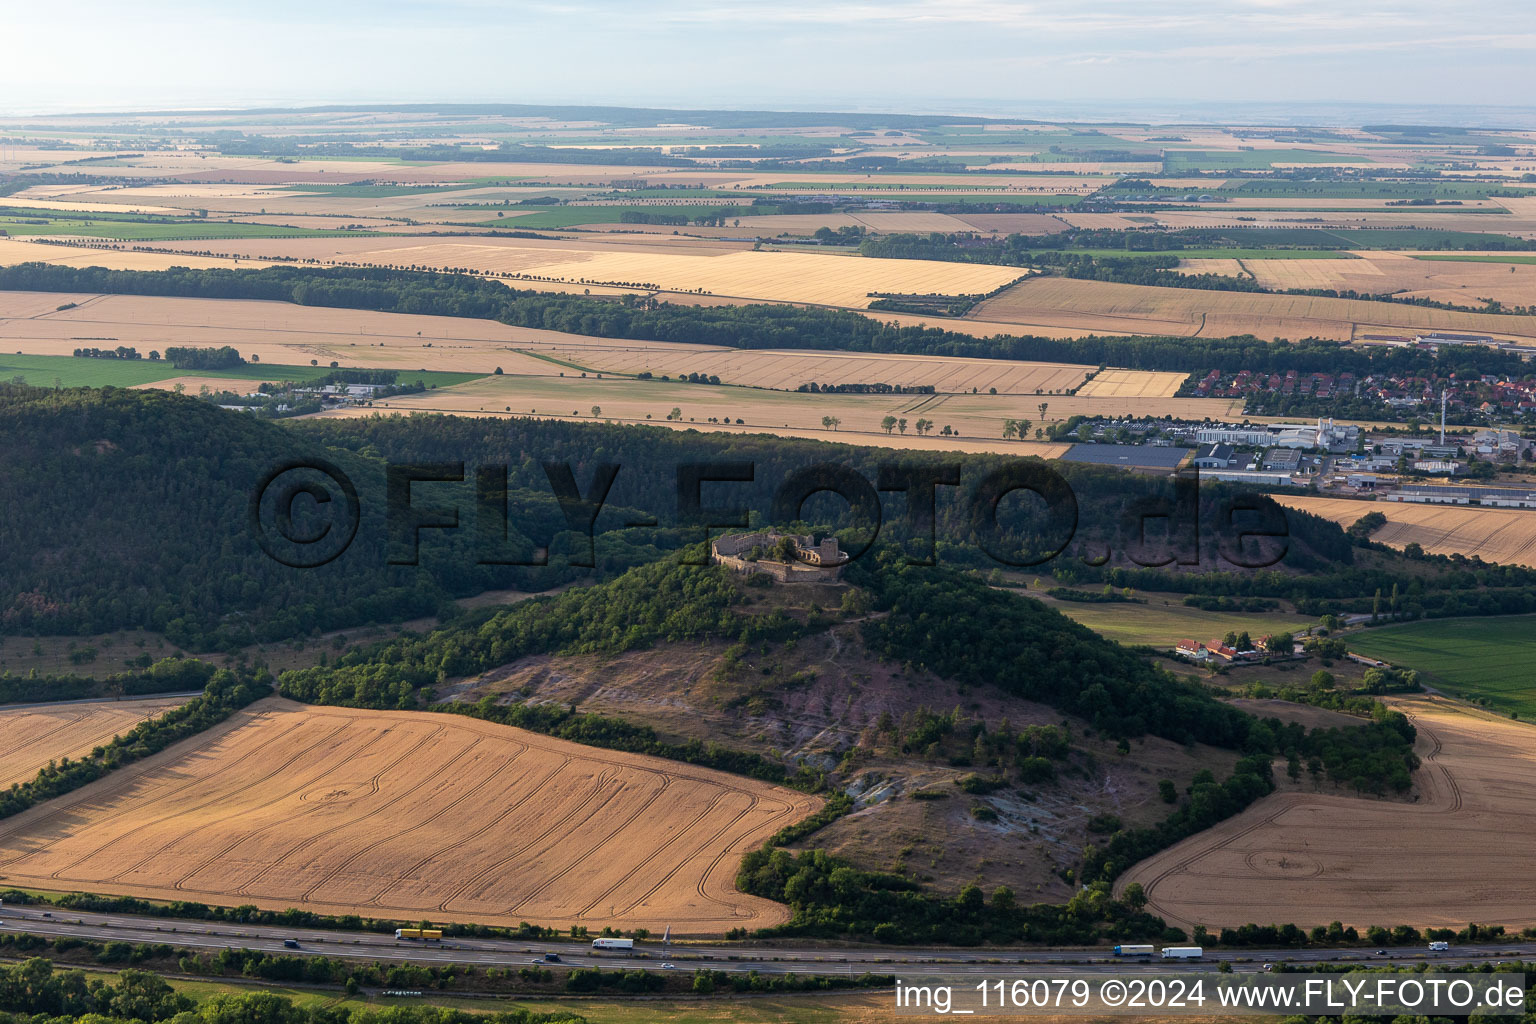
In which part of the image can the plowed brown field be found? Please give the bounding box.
[0,698,188,789]
[1120,696,1536,930]
[0,699,817,934]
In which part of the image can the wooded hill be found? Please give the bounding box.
[6,381,1534,648]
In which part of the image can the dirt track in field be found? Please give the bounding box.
[0,698,188,789]
[0,699,818,934]
[1119,696,1536,930]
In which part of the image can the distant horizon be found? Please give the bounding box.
[6,1,1535,125]
[7,97,1536,130]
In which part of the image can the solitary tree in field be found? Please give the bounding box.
[1002,419,1018,440]
[880,415,897,434]
[1038,401,1048,424]
[898,418,908,434]
[591,405,601,417]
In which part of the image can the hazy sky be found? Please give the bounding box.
[6,0,1535,118]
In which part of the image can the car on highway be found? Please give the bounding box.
[661,963,675,969]
[284,939,300,949]
[1262,964,1273,972]
[1375,949,1387,956]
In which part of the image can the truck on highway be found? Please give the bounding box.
[395,928,444,941]
[1161,947,1204,960]
[1113,945,1155,957]
[1429,941,1450,952]
[592,938,634,951]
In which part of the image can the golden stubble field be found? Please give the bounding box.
[0,238,273,272]
[970,276,1536,343]
[0,698,188,789]
[1120,696,1536,931]
[1277,495,1536,567]
[335,241,1030,308]
[0,699,818,934]
[1247,252,1536,308]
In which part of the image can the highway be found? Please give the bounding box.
[2,906,1532,977]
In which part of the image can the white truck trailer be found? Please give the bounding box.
[1161,946,1204,960]
[592,938,635,951]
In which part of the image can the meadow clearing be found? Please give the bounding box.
[0,699,819,934]
[970,275,1536,343]
[0,697,188,789]
[1349,615,1536,718]
[1026,590,1313,647]
[1121,695,1536,931]
[1277,495,1536,567]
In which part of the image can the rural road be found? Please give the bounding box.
[1,906,1530,977]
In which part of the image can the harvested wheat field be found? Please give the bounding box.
[0,239,272,272]
[0,698,188,789]
[970,276,1536,343]
[346,242,1028,308]
[519,338,1095,393]
[1121,696,1536,931]
[0,699,817,933]
[1249,252,1536,308]
[1277,495,1536,567]
[1076,368,1186,399]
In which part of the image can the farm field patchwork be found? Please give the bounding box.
[1276,495,1536,567]
[323,371,1232,444]
[0,697,188,789]
[1246,251,1536,307]
[0,699,819,933]
[969,275,1536,343]
[1121,696,1536,930]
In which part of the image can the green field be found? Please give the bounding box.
[0,210,372,241]
[1162,149,1372,171]
[0,353,483,390]
[1349,615,1536,717]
